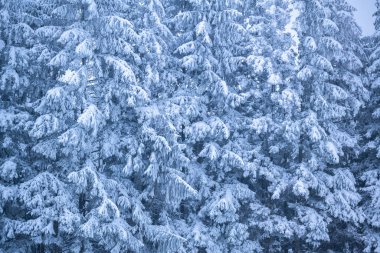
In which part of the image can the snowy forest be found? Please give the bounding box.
[0,0,379,252]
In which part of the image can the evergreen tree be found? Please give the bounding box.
[288,0,367,251]
[27,0,145,251]
[247,0,368,251]
[119,1,198,251]
[0,1,62,252]
[168,1,261,252]
[243,0,305,251]
[360,1,380,251]
[28,0,194,252]
[0,0,376,252]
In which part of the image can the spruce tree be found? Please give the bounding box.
[28,0,145,251]
[0,1,63,252]
[28,0,195,252]
[246,0,368,251]
[288,0,367,251]
[243,0,305,251]
[0,1,376,252]
[168,1,261,252]
[360,0,380,251]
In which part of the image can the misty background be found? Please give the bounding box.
[348,0,376,36]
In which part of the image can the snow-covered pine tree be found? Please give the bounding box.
[0,1,69,252]
[167,1,260,252]
[282,0,367,251]
[246,0,369,251]
[0,0,376,252]
[28,0,146,252]
[242,0,306,251]
[28,0,196,252]
[117,1,199,252]
[360,1,380,251]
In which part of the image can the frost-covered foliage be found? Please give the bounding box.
[276,1,368,251]
[359,1,380,252]
[285,1,365,250]
[166,1,263,251]
[0,0,57,251]
[0,0,377,252]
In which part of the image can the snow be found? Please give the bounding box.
[325,141,340,163]
[0,0,378,252]
[77,104,104,136]
[0,160,18,181]
[285,2,300,65]
[59,70,81,86]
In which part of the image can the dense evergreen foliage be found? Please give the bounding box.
[0,0,378,252]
